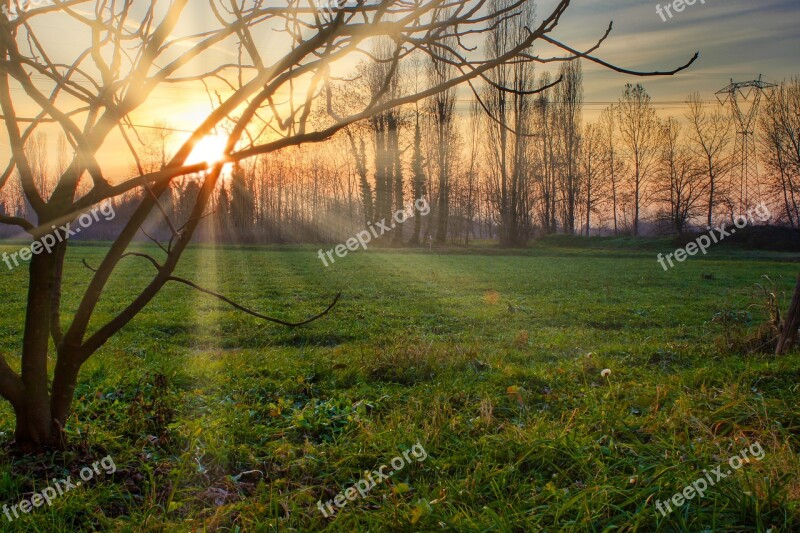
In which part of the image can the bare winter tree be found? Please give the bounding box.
[553,60,583,234]
[482,0,537,246]
[23,132,51,203]
[426,10,457,245]
[406,55,427,246]
[579,122,604,236]
[658,117,706,233]
[598,105,625,235]
[616,84,661,236]
[760,79,800,227]
[358,37,404,231]
[461,100,482,245]
[534,71,557,233]
[685,92,732,227]
[0,0,696,452]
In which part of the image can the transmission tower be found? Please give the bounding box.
[716,75,776,212]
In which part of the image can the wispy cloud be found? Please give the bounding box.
[536,0,798,111]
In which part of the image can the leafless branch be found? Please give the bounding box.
[167,277,342,328]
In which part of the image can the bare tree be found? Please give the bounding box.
[426,12,457,245]
[408,56,427,246]
[0,0,696,452]
[534,72,557,233]
[356,37,403,230]
[658,117,706,233]
[553,60,583,233]
[760,79,800,226]
[616,84,661,236]
[462,100,482,245]
[579,122,604,236]
[685,92,732,227]
[598,106,625,235]
[345,130,374,226]
[483,0,536,246]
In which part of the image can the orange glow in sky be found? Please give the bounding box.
[185,134,230,167]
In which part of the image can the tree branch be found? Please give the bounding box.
[167,277,342,328]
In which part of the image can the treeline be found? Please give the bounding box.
[2,23,799,247]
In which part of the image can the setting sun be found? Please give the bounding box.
[186,134,230,167]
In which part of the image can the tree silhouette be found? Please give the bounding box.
[0,0,696,452]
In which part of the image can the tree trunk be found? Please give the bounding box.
[776,274,800,356]
[585,182,591,237]
[707,164,715,228]
[51,353,83,428]
[390,114,404,245]
[435,125,449,244]
[13,242,70,452]
[611,148,618,236]
[409,119,424,246]
[634,161,640,237]
[14,397,59,452]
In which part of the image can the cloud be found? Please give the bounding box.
[535,0,798,107]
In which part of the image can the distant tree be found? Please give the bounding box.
[553,60,584,233]
[534,72,557,233]
[346,132,374,226]
[356,37,405,231]
[760,79,800,226]
[462,100,482,245]
[426,13,457,245]
[216,185,231,240]
[658,117,706,233]
[599,106,624,235]
[24,132,51,201]
[579,122,604,236]
[484,0,537,246]
[229,163,256,242]
[409,114,426,245]
[616,84,661,236]
[685,92,732,227]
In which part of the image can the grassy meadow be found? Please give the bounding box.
[0,239,799,531]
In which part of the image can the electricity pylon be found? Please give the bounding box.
[716,75,776,212]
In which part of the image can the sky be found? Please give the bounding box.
[106,0,800,135]
[532,0,800,117]
[2,0,799,180]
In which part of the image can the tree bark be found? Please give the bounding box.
[14,399,58,452]
[16,251,61,451]
[50,352,83,428]
[776,274,800,356]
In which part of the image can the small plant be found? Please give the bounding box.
[126,373,176,443]
[751,275,785,333]
[712,275,786,354]
[366,342,476,385]
[290,396,365,443]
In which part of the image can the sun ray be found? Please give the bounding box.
[186,134,230,167]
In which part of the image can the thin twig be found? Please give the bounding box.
[167,276,341,327]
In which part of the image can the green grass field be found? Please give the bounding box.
[0,240,799,531]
